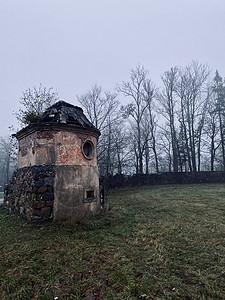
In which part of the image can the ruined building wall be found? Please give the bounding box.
[18,129,97,168]
[5,127,100,222]
[53,164,99,221]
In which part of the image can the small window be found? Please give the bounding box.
[86,190,94,198]
[82,140,94,160]
[84,189,96,202]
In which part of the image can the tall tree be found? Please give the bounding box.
[204,94,220,171]
[118,65,157,174]
[176,62,210,172]
[212,70,225,170]
[112,123,132,174]
[143,79,159,173]
[158,67,179,172]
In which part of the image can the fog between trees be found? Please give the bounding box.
[1,61,225,189]
[80,62,225,176]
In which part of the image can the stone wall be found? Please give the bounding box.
[4,163,100,222]
[103,171,225,189]
[4,165,55,222]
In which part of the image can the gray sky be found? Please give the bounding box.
[1,0,225,136]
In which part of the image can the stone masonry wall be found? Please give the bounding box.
[4,165,55,222]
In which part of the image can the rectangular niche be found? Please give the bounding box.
[84,189,96,202]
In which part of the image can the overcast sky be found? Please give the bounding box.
[1,0,225,136]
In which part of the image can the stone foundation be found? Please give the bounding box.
[4,165,55,222]
[4,164,100,222]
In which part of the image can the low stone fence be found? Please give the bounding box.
[4,165,55,222]
[102,171,225,189]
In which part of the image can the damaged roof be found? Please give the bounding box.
[14,101,100,140]
[40,100,96,129]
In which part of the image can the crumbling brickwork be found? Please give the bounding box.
[18,129,97,168]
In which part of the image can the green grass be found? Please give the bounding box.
[0,192,4,198]
[1,184,225,299]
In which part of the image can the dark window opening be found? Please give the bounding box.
[84,189,96,202]
[82,140,94,159]
[86,190,94,198]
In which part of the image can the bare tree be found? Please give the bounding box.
[204,94,220,171]
[158,67,179,172]
[157,127,172,172]
[0,135,17,189]
[118,65,157,174]
[77,85,120,176]
[143,79,159,173]
[176,61,211,172]
[77,85,119,132]
[212,70,225,170]
[113,123,132,174]
[14,83,59,126]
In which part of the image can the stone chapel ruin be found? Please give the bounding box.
[4,101,101,222]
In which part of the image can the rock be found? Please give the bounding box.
[41,206,52,216]
[47,186,54,192]
[33,201,45,209]
[35,179,43,188]
[37,185,48,193]
[32,193,37,201]
[46,200,54,207]
[33,172,40,180]
[42,192,54,201]
[44,177,54,186]
[32,209,40,216]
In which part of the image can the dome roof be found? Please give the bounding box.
[14,100,100,140]
[40,100,96,130]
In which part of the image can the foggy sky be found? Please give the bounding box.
[1,0,225,136]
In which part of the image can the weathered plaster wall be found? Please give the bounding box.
[18,132,37,168]
[9,125,100,222]
[18,130,97,168]
[53,165,99,221]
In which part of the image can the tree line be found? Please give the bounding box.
[79,62,225,176]
[1,61,225,189]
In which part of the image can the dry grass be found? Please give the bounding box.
[0,184,225,299]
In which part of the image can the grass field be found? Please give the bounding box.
[0,184,225,299]
[0,192,4,198]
